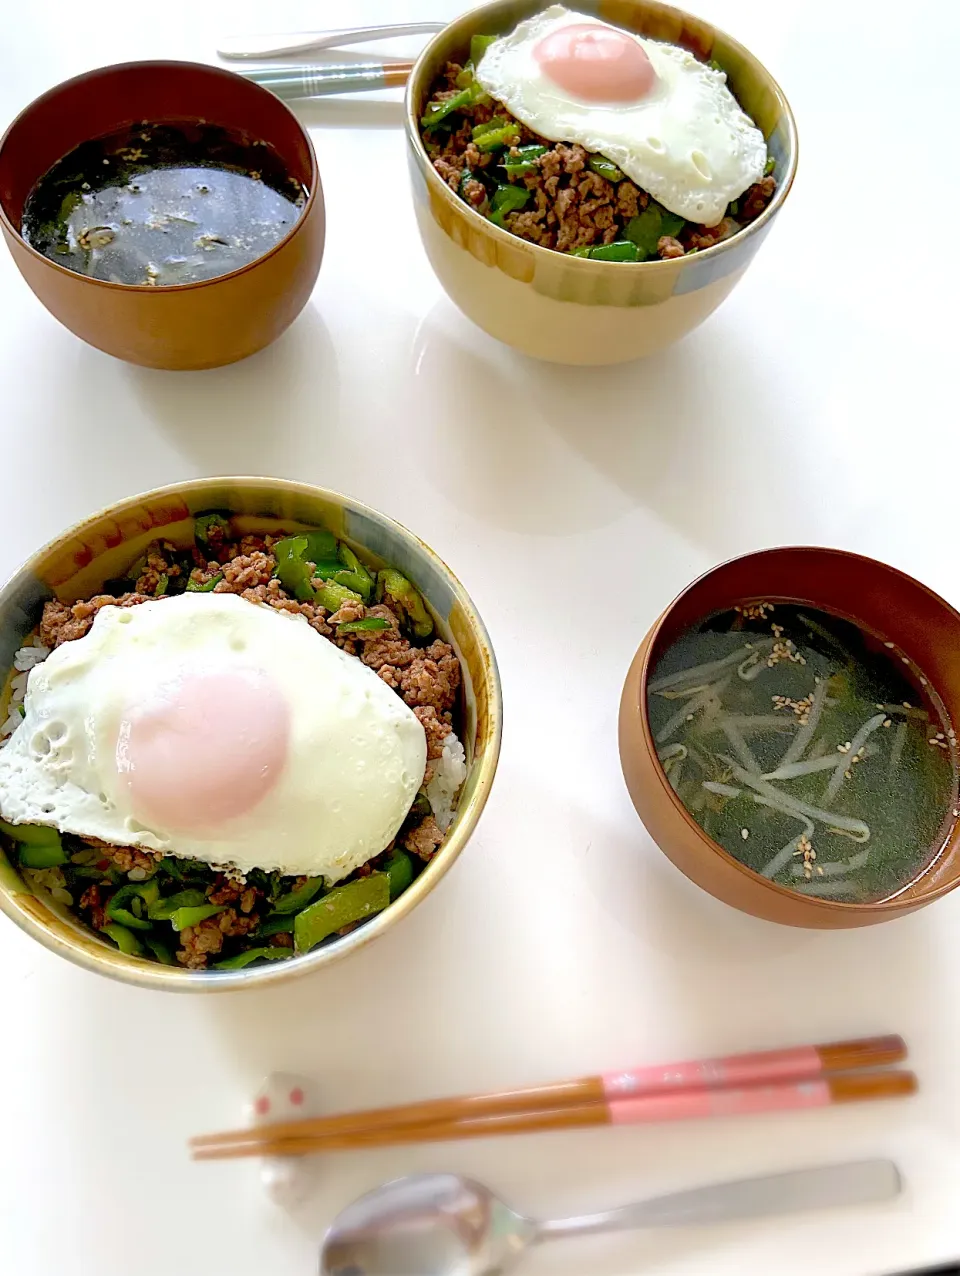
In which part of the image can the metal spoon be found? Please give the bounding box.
[320,1160,901,1276]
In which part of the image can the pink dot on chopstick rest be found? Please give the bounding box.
[255,1096,270,1116]
[289,1088,304,1106]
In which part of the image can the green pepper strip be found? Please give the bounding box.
[302,530,338,562]
[707,57,723,72]
[273,535,317,603]
[105,881,160,931]
[17,841,68,868]
[0,848,26,895]
[489,183,530,228]
[143,934,174,964]
[381,850,415,901]
[475,124,521,153]
[102,923,144,956]
[501,143,547,177]
[0,817,62,847]
[154,573,169,597]
[470,33,497,65]
[625,202,685,257]
[471,115,510,139]
[186,573,223,592]
[587,155,625,182]
[148,888,207,920]
[337,545,374,601]
[294,873,390,953]
[214,947,295,970]
[316,580,362,613]
[376,569,434,639]
[421,86,476,129]
[764,155,776,176]
[271,876,325,914]
[194,512,231,552]
[256,913,295,937]
[337,618,391,634]
[169,904,226,932]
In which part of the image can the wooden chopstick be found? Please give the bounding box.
[191,1069,917,1161]
[190,1035,906,1157]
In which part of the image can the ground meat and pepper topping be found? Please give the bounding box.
[421,59,776,261]
[12,519,464,971]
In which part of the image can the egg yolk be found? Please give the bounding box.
[116,667,289,832]
[534,23,656,103]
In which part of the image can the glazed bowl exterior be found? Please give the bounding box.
[405,0,797,365]
[619,548,960,928]
[0,62,325,370]
[0,478,502,990]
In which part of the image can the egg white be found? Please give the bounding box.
[0,593,428,880]
[476,5,767,227]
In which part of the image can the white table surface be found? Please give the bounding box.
[1,2,958,1273]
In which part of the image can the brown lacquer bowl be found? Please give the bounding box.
[0,61,325,370]
[619,548,960,928]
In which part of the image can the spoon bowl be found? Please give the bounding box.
[321,1173,535,1276]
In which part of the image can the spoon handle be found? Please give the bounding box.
[218,23,445,60]
[537,1160,901,1240]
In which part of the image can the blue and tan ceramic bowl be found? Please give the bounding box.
[0,478,502,991]
[405,0,797,364]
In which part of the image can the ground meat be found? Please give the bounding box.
[135,541,182,594]
[78,884,106,931]
[215,551,277,592]
[396,640,461,715]
[177,918,224,968]
[414,705,451,760]
[86,841,160,875]
[357,606,416,671]
[188,561,222,588]
[422,75,775,259]
[39,592,151,647]
[327,599,365,626]
[404,815,444,861]
[270,931,294,948]
[740,175,776,221]
[683,216,739,252]
[206,876,241,906]
[218,908,258,938]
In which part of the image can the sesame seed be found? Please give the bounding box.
[884,641,895,648]
[741,828,749,840]
[902,657,910,664]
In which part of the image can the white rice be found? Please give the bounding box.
[425,731,467,832]
[1,639,47,742]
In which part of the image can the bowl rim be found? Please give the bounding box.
[403,0,799,273]
[635,545,960,915]
[0,60,322,295]
[0,477,503,991]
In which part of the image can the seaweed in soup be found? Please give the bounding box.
[21,120,306,286]
[646,603,958,903]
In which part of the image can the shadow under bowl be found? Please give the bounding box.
[0,478,502,990]
[404,0,797,365]
[0,61,325,370]
[619,547,960,928]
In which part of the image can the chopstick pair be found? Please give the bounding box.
[190,1034,913,1162]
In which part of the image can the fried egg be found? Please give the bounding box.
[476,5,767,226]
[0,593,428,880]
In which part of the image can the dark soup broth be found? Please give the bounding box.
[646,603,958,904]
[21,120,306,286]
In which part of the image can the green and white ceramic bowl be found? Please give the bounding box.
[405,0,798,365]
[0,478,502,991]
